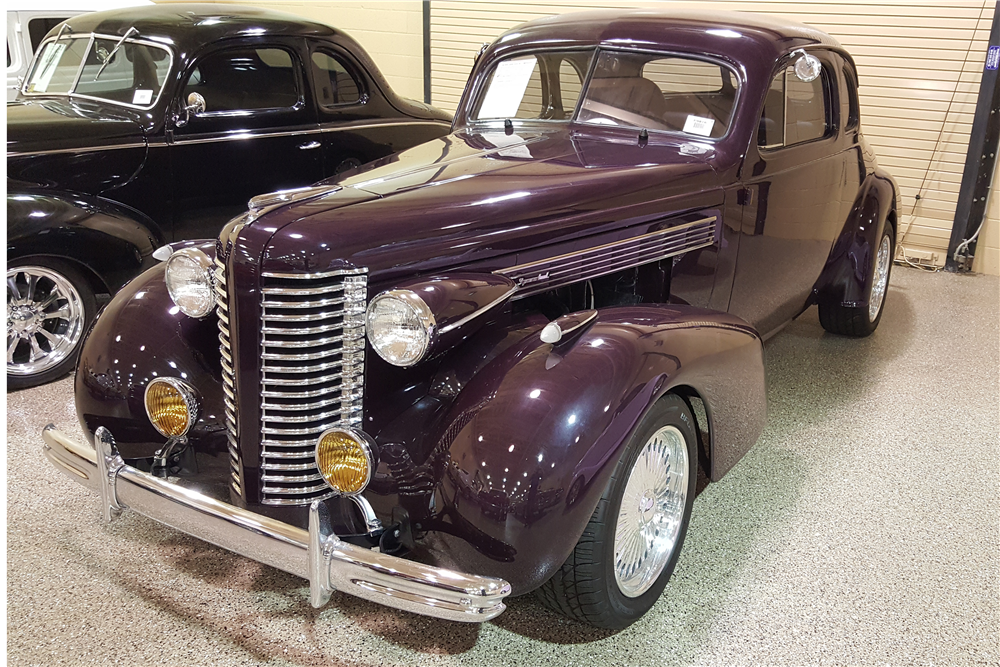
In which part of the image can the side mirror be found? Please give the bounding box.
[175,92,206,127]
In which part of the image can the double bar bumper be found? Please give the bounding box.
[41,424,510,622]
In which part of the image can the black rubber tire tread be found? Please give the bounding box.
[535,393,698,629]
[7,257,97,390]
[819,223,894,338]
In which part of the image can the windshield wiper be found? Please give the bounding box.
[52,23,72,43]
[94,26,137,81]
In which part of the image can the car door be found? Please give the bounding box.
[168,37,322,241]
[728,50,856,336]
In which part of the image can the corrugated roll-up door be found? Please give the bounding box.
[430,0,996,268]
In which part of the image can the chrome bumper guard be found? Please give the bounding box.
[42,424,510,622]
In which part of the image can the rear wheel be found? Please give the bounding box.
[819,223,894,337]
[7,259,96,390]
[535,394,698,629]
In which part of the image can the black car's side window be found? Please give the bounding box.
[843,66,860,131]
[184,47,299,113]
[311,51,362,106]
[758,62,832,149]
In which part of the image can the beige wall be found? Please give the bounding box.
[429,0,1000,276]
[158,0,425,100]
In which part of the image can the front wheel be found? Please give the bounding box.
[535,393,698,629]
[819,223,894,337]
[7,260,96,390]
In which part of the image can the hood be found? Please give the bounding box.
[7,98,146,155]
[253,128,725,283]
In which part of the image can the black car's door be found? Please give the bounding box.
[728,50,857,336]
[168,37,322,241]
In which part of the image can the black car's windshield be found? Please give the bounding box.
[23,34,171,109]
[471,47,740,140]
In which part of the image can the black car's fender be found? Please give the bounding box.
[7,189,164,295]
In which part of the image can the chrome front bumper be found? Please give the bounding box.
[42,424,510,622]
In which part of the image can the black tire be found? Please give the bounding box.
[7,258,97,390]
[819,223,894,337]
[535,393,698,629]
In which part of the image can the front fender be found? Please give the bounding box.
[7,189,163,294]
[74,241,225,461]
[374,305,765,593]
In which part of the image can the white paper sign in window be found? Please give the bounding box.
[132,89,153,105]
[478,57,537,119]
[683,115,715,137]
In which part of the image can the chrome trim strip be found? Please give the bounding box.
[262,472,325,484]
[261,309,346,322]
[259,371,345,386]
[437,285,518,336]
[262,395,344,411]
[497,217,717,298]
[262,348,347,362]
[41,424,509,621]
[263,461,321,471]
[261,386,347,400]
[262,295,346,309]
[262,408,345,424]
[262,284,346,296]
[262,268,368,279]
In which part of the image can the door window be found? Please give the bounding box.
[184,46,299,113]
[759,61,832,148]
[28,18,69,53]
[311,51,362,106]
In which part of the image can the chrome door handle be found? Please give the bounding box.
[298,141,321,150]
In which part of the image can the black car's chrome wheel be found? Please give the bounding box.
[536,394,698,629]
[7,261,95,389]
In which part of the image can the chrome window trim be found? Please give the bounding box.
[21,32,175,111]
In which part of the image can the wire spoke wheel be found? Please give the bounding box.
[868,234,892,322]
[613,424,689,597]
[6,266,86,377]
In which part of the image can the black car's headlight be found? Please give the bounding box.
[365,290,435,367]
[165,248,216,318]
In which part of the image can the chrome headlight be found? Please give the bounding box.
[165,248,215,318]
[366,290,435,367]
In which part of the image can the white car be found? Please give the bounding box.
[7,1,150,101]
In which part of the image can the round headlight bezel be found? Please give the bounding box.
[315,427,376,496]
[365,289,436,367]
[165,247,216,318]
[144,377,199,438]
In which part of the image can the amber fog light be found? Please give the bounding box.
[315,428,374,495]
[144,378,198,437]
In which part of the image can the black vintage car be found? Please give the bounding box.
[7,3,452,388]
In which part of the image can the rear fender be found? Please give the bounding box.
[381,304,765,592]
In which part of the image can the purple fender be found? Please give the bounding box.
[369,304,765,594]
[74,242,227,463]
[813,169,897,310]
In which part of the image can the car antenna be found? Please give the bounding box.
[638,128,648,147]
[504,118,513,135]
[94,26,138,81]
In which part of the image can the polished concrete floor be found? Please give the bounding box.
[6,266,999,666]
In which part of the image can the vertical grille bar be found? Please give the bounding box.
[257,269,368,506]
[214,257,242,496]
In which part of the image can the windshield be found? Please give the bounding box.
[23,34,171,109]
[470,48,740,140]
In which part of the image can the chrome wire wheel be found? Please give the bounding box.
[614,424,690,598]
[868,233,892,323]
[7,266,86,377]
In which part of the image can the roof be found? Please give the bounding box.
[490,8,842,65]
[52,3,342,50]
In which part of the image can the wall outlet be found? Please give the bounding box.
[897,247,940,265]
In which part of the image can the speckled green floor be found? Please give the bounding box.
[7,266,999,666]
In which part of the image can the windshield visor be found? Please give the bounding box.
[578,51,739,139]
[471,50,594,122]
[23,35,171,109]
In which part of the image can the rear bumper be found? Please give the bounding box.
[41,424,510,622]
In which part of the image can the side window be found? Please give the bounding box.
[843,66,860,130]
[28,18,69,53]
[759,62,832,148]
[185,46,299,113]
[311,51,362,105]
[558,59,583,114]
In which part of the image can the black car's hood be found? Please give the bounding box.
[255,127,726,281]
[7,98,146,155]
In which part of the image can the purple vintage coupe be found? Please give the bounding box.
[42,9,897,629]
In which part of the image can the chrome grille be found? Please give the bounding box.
[214,257,242,496]
[258,268,367,505]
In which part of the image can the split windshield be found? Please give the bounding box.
[23,34,171,109]
[471,48,740,139]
